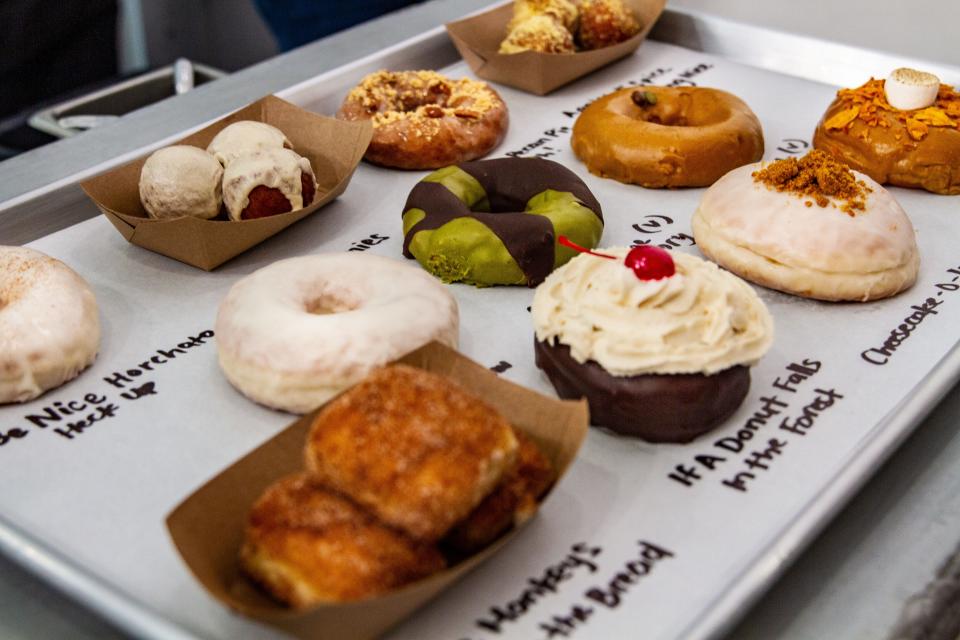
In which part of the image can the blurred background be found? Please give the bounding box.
[0,0,423,160]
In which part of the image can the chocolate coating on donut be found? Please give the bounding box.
[402,158,602,286]
[534,338,750,443]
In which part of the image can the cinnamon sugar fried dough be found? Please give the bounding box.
[305,364,519,542]
[240,474,445,608]
[446,430,555,554]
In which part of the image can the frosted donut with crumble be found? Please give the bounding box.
[0,246,101,404]
[692,151,920,302]
[215,253,459,413]
[336,70,508,170]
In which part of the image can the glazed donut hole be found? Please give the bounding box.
[623,89,732,127]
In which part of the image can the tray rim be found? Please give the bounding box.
[2,6,960,640]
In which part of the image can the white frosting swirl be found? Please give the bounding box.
[532,249,774,376]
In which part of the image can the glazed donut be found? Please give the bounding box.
[139,145,223,220]
[206,121,292,166]
[336,70,508,170]
[813,74,960,195]
[215,253,459,413]
[402,158,604,287]
[692,152,920,302]
[571,87,764,187]
[1,246,100,403]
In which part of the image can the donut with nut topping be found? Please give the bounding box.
[336,70,509,170]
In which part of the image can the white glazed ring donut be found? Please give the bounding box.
[1,246,101,403]
[215,253,459,413]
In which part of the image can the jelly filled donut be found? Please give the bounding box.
[1,246,101,403]
[693,151,920,302]
[572,87,764,187]
[813,69,960,195]
[215,253,459,413]
[337,70,508,170]
[532,241,773,442]
[402,158,604,286]
[222,147,316,221]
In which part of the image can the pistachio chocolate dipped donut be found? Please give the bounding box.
[402,158,604,287]
[571,87,764,188]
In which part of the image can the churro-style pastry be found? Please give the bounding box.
[577,0,640,50]
[500,14,576,54]
[445,431,555,554]
[305,364,519,542]
[240,474,446,608]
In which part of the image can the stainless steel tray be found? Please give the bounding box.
[2,6,960,640]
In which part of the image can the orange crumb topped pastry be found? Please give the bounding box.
[500,14,576,54]
[499,0,639,55]
[693,150,920,302]
[578,0,640,50]
[336,70,508,169]
[813,69,960,195]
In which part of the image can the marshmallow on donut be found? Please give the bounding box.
[215,253,459,413]
[1,246,101,403]
[884,68,940,111]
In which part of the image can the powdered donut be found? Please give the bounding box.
[215,253,459,413]
[1,246,101,403]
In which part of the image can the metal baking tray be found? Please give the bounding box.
[2,6,960,640]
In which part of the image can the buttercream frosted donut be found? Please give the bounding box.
[139,145,223,219]
[222,148,316,221]
[1,246,101,403]
[532,245,773,442]
[206,121,292,166]
[693,151,920,302]
[215,253,459,413]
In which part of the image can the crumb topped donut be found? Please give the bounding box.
[336,70,508,169]
[1,246,100,403]
[222,148,316,221]
[813,71,960,195]
[572,87,764,188]
[693,151,920,301]
[215,253,459,413]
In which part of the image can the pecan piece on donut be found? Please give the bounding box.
[424,105,445,118]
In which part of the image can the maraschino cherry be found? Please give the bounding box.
[558,236,675,280]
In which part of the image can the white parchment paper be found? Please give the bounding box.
[3,40,960,640]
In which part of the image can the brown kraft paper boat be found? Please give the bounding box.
[445,0,666,95]
[165,342,589,640]
[81,95,372,271]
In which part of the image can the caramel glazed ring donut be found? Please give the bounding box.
[572,87,764,187]
[1,246,101,403]
[215,253,459,414]
[336,70,509,170]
